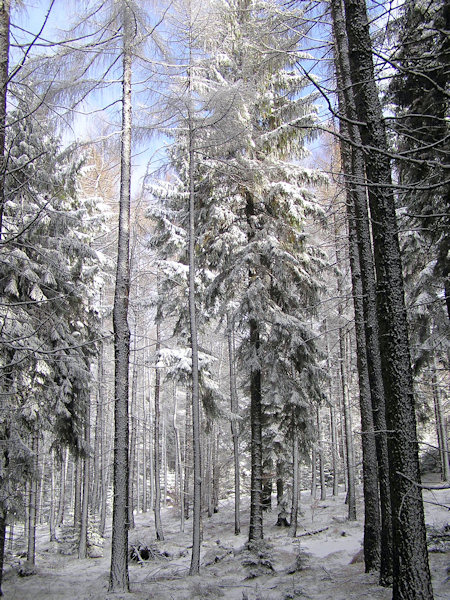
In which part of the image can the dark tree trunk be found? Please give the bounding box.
[330,0,392,581]
[154,316,164,541]
[26,433,39,565]
[246,192,263,543]
[188,100,202,576]
[109,2,132,591]
[343,0,434,596]
[79,393,91,559]
[227,314,241,534]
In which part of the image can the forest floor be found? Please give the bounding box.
[3,480,449,600]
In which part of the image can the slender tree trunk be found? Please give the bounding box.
[184,391,192,521]
[128,327,139,530]
[142,372,148,513]
[79,393,91,559]
[311,446,317,499]
[109,2,132,591]
[0,0,10,240]
[73,455,82,528]
[317,408,326,501]
[0,4,10,585]
[49,450,56,542]
[154,314,164,541]
[289,430,299,538]
[212,427,219,514]
[343,0,434,596]
[246,191,263,543]
[188,81,202,574]
[26,433,39,565]
[227,314,241,534]
[56,448,68,527]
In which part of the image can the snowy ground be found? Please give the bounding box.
[3,484,449,600]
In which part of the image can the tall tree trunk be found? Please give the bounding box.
[128,326,139,530]
[246,192,263,543]
[0,0,10,239]
[56,448,68,527]
[227,314,241,534]
[73,455,82,528]
[188,89,202,575]
[154,313,164,541]
[310,446,317,499]
[141,361,148,513]
[317,407,326,501]
[49,449,56,542]
[184,391,192,521]
[330,0,392,580]
[212,426,219,514]
[343,0,433,596]
[79,393,91,559]
[289,429,299,538]
[109,1,132,591]
[26,433,39,565]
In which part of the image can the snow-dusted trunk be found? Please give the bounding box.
[246,192,264,543]
[289,429,299,538]
[128,328,139,529]
[330,0,392,580]
[78,393,91,559]
[343,0,433,597]
[49,450,56,542]
[0,0,10,238]
[317,408,326,501]
[73,455,82,527]
[56,448,68,526]
[227,314,241,534]
[173,386,185,531]
[142,371,148,513]
[26,433,39,565]
[184,391,192,521]
[154,315,164,541]
[109,2,132,591]
[310,447,317,499]
[188,101,202,576]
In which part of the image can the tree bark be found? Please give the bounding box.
[343,0,434,596]
[317,407,326,501]
[0,0,10,239]
[154,313,164,541]
[227,314,241,534]
[27,433,39,565]
[188,91,202,575]
[246,192,263,543]
[289,430,299,538]
[330,0,392,580]
[79,393,91,559]
[109,1,132,591]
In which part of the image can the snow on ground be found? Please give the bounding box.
[3,484,449,600]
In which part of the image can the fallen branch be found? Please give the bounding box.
[296,526,329,538]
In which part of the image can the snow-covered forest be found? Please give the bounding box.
[0,1,448,599]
